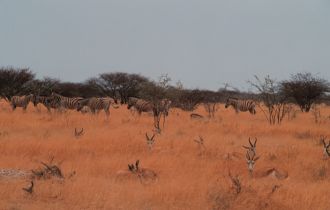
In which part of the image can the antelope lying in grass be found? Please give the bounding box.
[190,113,204,120]
[194,136,205,148]
[74,128,84,138]
[194,136,206,156]
[116,160,157,184]
[22,181,34,194]
[321,136,330,159]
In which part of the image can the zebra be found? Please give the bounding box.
[50,93,83,110]
[76,97,119,118]
[10,94,35,111]
[225,98,256,115]
[156,99,172,116]
[127,97,154,115]
[127,97,171,116]
[33,95,55,112]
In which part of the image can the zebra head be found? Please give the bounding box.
[225,97,237,108]
[127,97,138,109]
[76,98,89,111]
[224,98,231,108]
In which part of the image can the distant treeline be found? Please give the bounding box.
[0,67,329,112]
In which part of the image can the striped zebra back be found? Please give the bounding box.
[127,97,139,109]
[135,99,153,113]
[127,97,154,113]
[225,98,256,114]
[51,93,83,110]
[88,97,107,112]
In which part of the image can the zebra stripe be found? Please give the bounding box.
[127,97,171,116]
[77,97,118,117]
[51,93,83,110]
[127,97,154,114]
[10,94,35,111]
[225,98,256,115]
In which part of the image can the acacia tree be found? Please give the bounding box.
[23,77,60,96]
[176,89,205,111]
[88,72,149,103]
[0,67,35,101]
[280,73,329,112]
[249,75,287,125]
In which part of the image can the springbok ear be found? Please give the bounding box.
[249,138,253,146]
[254,156,260,161]
[151,134,155,140]
[322,139,326,147]
[145,133,149,140]
[135,160,140,169]
[243,146,250,150]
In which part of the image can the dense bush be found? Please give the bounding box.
[0,67,35,100]
[280,73,329,112]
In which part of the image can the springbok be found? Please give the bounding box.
[246,151,260,176]
[116,160,157,184]
[321,136,330,159]
[22,181,34,194]
[74,128,84,138]
[146,133,156,150]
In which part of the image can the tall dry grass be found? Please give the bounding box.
[1,100,330,210]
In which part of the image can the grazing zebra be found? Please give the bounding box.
[50,93,83,110]
[33,95,55,112]
[127,97,154,115]
[225,98,256,115]
[76,97,118,118]
[10,94,35,111]
[127,97,172,116]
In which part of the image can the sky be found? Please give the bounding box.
[0,0,329,91]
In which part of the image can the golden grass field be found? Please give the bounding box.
[1,100,330,210]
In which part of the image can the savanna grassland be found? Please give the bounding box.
[1,100,330,210]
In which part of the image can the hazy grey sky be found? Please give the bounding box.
[1,0,329,90]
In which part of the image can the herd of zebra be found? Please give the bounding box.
[9,93,175,118]
[9,93,257,117]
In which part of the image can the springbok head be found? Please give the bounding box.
[128,160,140,173]
[321,136,330,158]
[243,137,257,154]
[146,133,156,150]
[74,128,84,138]
[194,136,205,148]
[246,151,259,175]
